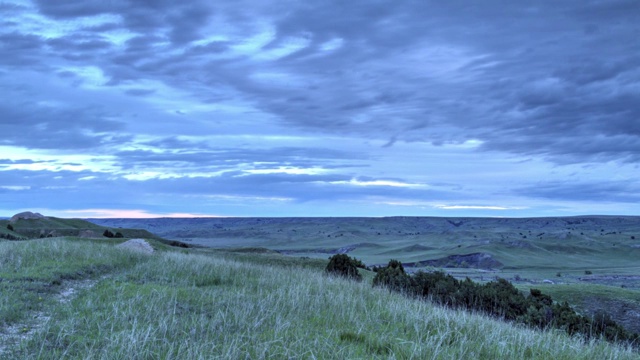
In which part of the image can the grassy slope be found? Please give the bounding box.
[1,238,638,359]
[0,217,172,244]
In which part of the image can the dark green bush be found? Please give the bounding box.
[412,270,462,305]
[103,230,114,238]
[7,224,14,231]
[350,257,370,270]
[372,259,411,292]
[373,260,640,348]
[114,232,124,238]
[325,254,362,281]
[0,233,20,240]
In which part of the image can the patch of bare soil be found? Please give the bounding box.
[117,238,154,254]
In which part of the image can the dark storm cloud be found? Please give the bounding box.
[31,0,120,18]
[0,32,46,67]
[219,0,640,164]
[33,0,213,42]
[8,0,638,165]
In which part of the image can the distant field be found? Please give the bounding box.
[89,216,640,280]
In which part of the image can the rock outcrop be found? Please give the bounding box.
[10,211,45,223]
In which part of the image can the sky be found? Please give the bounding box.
[1,0,639,218]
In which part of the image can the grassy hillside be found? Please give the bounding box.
[1,238,638,359]
[0,216,177,246]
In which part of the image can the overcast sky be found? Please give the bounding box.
[1,0,639,218]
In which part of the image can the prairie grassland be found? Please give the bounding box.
[1,239,639,359]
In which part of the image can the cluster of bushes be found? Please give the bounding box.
[326,255,639,348]
[0,233,21,240]
[372,259,639,347]
[168,240,190,248]
[103,230,124,238]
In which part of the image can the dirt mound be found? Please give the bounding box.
[117,239,154,255]
[10,211,45,222]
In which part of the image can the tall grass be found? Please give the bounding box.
[4,246,637,359]
[0,239,146,329]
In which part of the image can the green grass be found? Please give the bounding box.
[0,217,165,242]
[1,238,639,359]
[0,239,146,330]
[522,283,640,305]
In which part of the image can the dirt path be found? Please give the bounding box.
[0,278,102,357]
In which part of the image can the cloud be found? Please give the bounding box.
[1,1,639,216]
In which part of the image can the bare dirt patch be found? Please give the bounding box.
[117,238,154,254]
[0,278,101,357]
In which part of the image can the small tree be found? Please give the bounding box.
[103,229,114,238]
[7,224,14,231]
[325,254,362,281]
[114,232,124,238]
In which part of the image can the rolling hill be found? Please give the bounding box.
[0,212,171,244]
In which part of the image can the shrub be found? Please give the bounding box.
[412,270,459,303]
[103,230,114,238]
[372,259,411,292]
[373,259,640,348]
[114,232,124,238]
[350,257,370,270]
[7,224,14,231]
[169,241,190,248]
[325,254,362,281]
[0,233,20,240]
[584,270,592,275]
